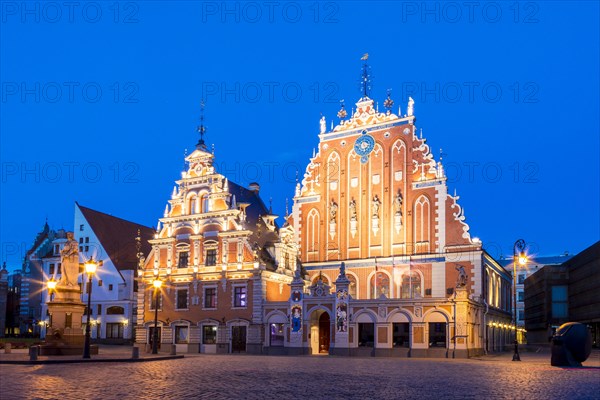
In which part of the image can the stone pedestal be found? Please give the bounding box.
[40,285,95,356]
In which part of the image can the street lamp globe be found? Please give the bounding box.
[47,280,57,291]
[153,279,162,289]
[85,258,98,274]
[518,253,528,266]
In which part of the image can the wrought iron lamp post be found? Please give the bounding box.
[83,258,98,359]
[512,239,527,361]
[151,279,163,354]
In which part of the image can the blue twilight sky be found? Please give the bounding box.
[1,1,599,271]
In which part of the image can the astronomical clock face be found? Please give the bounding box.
[354,130,375,164]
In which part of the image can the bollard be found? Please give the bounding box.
[29,346,39,361]
[170,344,177,355]
[4,343,11,354]
[132,346,140,359]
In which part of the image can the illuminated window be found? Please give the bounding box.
[234,286,247,308]
[175,326,188,343]
[203,325,217,344]
[270,323,284,347]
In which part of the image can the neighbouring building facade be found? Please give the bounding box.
[20,221,55,336]
[0,263,8,337]
[136,134,299,354]
[39,204,155,343]
[500,253,573,341]
[524,241,600,346]
[135,63,513,357]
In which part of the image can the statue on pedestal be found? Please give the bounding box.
[59,232,80,288]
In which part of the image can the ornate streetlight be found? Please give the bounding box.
[151,279,163,354]
[512,239,527,361]
[47,279,57,301]
[83,257,98,359]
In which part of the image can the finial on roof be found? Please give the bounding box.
[419,128,423,139]
[407,96,414,116]
[285,198,289,217]
[360,53,372,98]
[196,99,207,150]
[269,197,273,214]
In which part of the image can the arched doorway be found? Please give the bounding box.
[309,309,331,354]
[319,312,330,354]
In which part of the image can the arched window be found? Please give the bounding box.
[413,195,431,251]
[370,272,390,299]
[189,196,198,214]
[400,271,422,298]
[306,209,320,261]
[106,306,125,315]
[200,193,209,213]
[312,274,329,286]
[348,274,357,299]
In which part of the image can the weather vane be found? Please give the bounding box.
[360,53,372,98]
[197,99,207,149]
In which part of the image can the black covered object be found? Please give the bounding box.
[550,322,593,367]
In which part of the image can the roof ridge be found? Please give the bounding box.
[77,204,155,230]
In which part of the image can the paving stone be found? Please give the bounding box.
[1,352,599,399]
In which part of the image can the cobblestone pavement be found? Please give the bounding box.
[1,351,599,399]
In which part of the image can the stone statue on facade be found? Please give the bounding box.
[349,198,357,221]
[320,115,326,134]
[329,200,338,223]
[59,232,79,287]
[372,195,381,218]
[394,191,403,216]
[456,265,468,288]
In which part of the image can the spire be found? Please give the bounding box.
[360,53,372,98]
[196,99,207,150]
